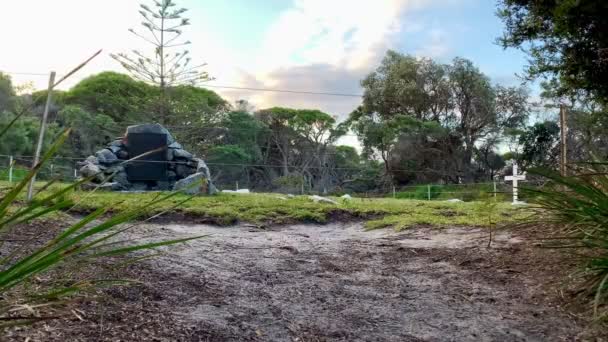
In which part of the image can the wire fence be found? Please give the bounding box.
[0,152,540,202]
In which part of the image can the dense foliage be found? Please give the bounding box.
[497,0,608,104]
[346,51,530,187]
[0,51,604,194]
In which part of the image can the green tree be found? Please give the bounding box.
[497,0,608,103]
[360,51,451,121]
[206,145,252,188]
[64,72,153,123]
[0,72,15,113]
[447,57,498,174]
[351,51,529,183]
[0,112,60,157]
[111,0,212,122]
[518,121,560,169]
[56,105,119,157]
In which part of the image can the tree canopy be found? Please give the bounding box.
[497,0,608,103]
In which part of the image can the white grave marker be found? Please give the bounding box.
[505,162,526,205]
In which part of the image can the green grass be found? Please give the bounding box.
[0,181,530,230]
[393,183,512,202]
[2,184,526,230]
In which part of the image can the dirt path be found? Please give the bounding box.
[6,222,588,341]
[102,222,581,341]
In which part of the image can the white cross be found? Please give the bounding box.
[505,162,526,205]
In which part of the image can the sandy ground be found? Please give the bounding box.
[5,222,591,341]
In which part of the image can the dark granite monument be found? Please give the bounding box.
[78,123,216,194]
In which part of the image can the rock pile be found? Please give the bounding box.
[78,123,217,194]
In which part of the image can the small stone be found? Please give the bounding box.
[173,172,211,195]
[113,171,130,187]
[173,148,193,159]
[110,139,124,147]
[79,163,104,183]
[308,195,338,205]
[116,150,129,160]
[194,158,211,179]
[86,155,99,164]
[168,141,183,149]
[108,145,122,154]
[175,163,196,178]
[96,149,119,165]
[99,182,124,191]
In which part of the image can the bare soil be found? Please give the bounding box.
[4,222,601,341]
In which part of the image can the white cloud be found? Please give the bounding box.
[1,0,447,122]
[415,26,450,58]
[219,0,439,119]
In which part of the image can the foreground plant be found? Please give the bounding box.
[0,126,201,327]
[526,164,608,318]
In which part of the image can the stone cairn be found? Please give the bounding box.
[78,123,217,195]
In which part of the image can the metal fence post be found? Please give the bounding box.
[8,155,13,183]
[74,169,78,180]
[427,184,431,201]
[493,180,497,201]
[236,181,239,191]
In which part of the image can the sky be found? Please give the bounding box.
[1,0,532,129]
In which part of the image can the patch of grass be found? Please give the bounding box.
[2,184,530,230]
[394,183,511,202]
[362,200,526,231]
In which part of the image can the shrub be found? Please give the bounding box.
[526,164,608,318]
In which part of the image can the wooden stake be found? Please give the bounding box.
[27,72,56,201]
[559,104,568,177]
[25,50,102,201]
[8,155,13,184]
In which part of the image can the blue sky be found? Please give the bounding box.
[1,0,534,121]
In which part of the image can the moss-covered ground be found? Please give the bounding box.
[66,191,528,230]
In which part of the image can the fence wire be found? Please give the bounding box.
[0,153,540,202]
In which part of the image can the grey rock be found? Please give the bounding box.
[194,158,211,179]
[168,171,177,181]
[86,155,99,164]
[173,172,214,195]
[98,182,124,191]
[175,163,196,178]
[168,141,183,149]
[103,165,125,175]
[96,149,119,165]
[77,155,99,168]
[126,123,174,144]
[79,163,104,183]
[172,148,193,159]
[110,139,124,147]
[113,171,130,186]
[108,145,122,154]
[116,150,129,160]
[156,181,171,191]
[308,195,338,205]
